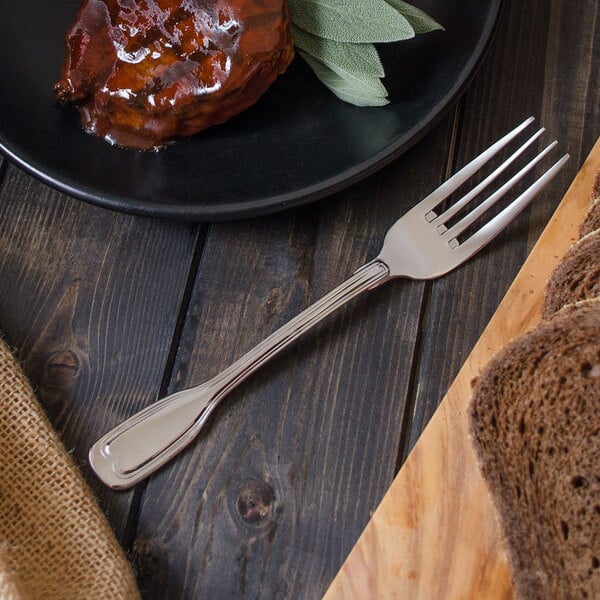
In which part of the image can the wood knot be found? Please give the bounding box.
[237,478,275,525]
[132,540,167,593]
[44,350,80,389]
[265,287,284,319]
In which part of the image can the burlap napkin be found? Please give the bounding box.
[0,338,140,599]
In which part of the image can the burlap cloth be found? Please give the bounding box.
[0,338,140,599]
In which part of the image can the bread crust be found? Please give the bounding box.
[542,229,600,318]
[579,172,600,237]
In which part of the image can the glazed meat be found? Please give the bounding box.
[54,0,294,150]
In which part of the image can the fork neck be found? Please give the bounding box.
[209,258,391,398]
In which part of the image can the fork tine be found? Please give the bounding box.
[419,116,535,217]
[441,140,558,241]
[453,154,570,259]
[432,127,546,227]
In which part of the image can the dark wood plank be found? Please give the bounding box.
[0,165,199,540]
[537,0,600,168]
[407,0,600,451]
[129,119,459,599]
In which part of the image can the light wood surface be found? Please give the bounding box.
[324,138,600,599]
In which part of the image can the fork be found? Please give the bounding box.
[89,117,568,489]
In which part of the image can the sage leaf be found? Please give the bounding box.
[384,0,443,34]
[288,0,415,43]
[290,0,442,107]
[292,25,385,78]
[299,51,390,107]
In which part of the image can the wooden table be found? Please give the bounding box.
[0,0,598,597]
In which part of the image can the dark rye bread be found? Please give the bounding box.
[542,229,600,317]
[579,172,600,237]
[470,300,600,600]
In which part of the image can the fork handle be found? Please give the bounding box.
[89,259,391,489]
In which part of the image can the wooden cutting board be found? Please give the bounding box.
[323,137,600,600]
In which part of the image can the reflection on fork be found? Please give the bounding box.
[89,117,569,490]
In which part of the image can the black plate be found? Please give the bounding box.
[0,1,502,220]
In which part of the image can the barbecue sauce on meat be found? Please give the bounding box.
[54,0,294,150]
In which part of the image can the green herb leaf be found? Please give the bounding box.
[292,25,385,78]
[298,51,390,107]
[383,0,443,34]
[290,0,442,107]
[288,0,415,43]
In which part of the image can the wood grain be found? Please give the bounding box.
[323,137,600,599]
[0,166,199,539]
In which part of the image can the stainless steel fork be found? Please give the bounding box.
[89,117,568,489]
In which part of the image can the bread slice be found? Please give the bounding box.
[542,230,600,317]
[470,299,600,600]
